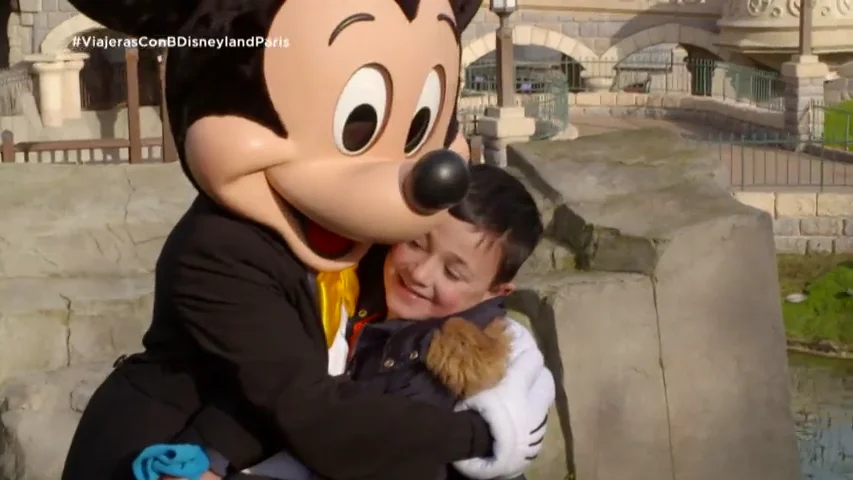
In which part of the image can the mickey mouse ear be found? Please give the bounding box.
[450,0,481,32]
[68,0,193,37]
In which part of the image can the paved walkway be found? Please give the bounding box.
[570,116,853,192]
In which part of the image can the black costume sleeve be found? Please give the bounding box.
[169,220,492,479]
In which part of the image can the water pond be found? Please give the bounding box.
[791,352,853,479]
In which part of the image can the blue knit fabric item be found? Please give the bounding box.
[132,444,210,480]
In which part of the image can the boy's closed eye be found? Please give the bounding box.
[444,266,462,281]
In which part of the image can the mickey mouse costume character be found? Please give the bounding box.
[60,0,555,479]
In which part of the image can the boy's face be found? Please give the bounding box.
[383,217,514,320]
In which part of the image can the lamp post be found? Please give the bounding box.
[797,0,814,55]
[480,0,536,167]
[491,0,516,107]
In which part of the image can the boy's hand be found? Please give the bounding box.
[161,472,221,480]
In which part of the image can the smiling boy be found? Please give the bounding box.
[226,163,548,480]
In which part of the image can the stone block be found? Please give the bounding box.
[645,94,665,107]
[29,25,46,53]
[593,39,612,57]
[17,0,40,12]
[844,219,853,236]
[478,110,535,139]
[41,0,56,11]
[0,364,111,480]
[733,192,775,215]
[47,10,68,27]
[653,210,797,480]
[807,237,834,253]
[773,217,800,236]
[599,92,617,105]
[800,217,842,236]
[775,193,817,216]
[835,237,853,252]
[574,92,602,106]
[0,276,154,383]
[543,29,562,50]
[518,11,554,23]
[506,129,800,480]
[775,237,807,253]
[512,25,533,45]
[67,284,154,365]
[528,27,547,47]
[579,22,597,38]
[0,164,193,278]
[596,21,623,38]
[508,272,671,480]
[0,301,68,386]
[816,193,853,216]
[0,410,82,479]
[560,22,580,38]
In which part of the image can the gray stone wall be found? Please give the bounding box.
[9,0,77,63]
[735,192,853,254]
[462,8,718,58]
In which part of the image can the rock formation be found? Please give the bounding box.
[0,164,193,480]
[505,128,800,480]
[0,130,802,479]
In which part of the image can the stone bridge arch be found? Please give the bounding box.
[601,24,731,63]
[40,14,103,54]
[462,25,599,72]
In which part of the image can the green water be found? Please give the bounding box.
[791,352,853,478]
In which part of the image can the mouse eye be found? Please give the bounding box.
[404,68,444,156]
[334,65,390,155]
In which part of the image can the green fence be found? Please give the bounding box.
[460,57,785,115]
[813,100,853,151]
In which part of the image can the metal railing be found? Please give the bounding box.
[0,65,34,115]
[458,60,572,140]
[462,57,784,108]
[457,56,785,146]
[685,132,853,191]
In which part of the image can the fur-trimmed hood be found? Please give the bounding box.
[425,316,512,399]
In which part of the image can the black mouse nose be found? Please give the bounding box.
[404,149,470,213]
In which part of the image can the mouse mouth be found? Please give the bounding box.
[293,210,356,259]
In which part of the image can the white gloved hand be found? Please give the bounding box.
[452,319,555,479]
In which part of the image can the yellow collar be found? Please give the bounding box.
[315,266,359,347]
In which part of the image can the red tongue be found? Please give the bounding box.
[305,220,355,256]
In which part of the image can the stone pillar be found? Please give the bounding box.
[668,47,690,93]
[478,106,536,167]
[781,54,829,145]
[27,55,65,128]
[58,52,89,120]
[712,67,736,100]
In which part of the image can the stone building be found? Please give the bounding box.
[2,0,853,129]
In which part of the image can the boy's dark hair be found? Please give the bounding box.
[449,164,543,284]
